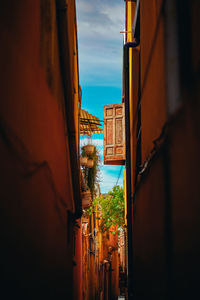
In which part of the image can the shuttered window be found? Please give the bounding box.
[103,103,125,165]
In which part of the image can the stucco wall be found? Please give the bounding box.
[126,0,200,299]
[0,0,80,298]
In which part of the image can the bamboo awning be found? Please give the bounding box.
[80,109,103,135]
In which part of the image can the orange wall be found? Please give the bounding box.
[82,215,119,300]
[73,218,83,300]
[126,0,200,299]
[140,0,167,161]
[0,0,80,298]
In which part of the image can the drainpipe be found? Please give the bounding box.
[124,41,139,299]
[56,0,82,219]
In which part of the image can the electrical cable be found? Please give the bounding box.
[115,164,124,187]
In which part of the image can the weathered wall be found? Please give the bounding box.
[0,0,81,298]
[168,107,200,299]
[73,218,83,300]
[126,0,200,299]
[133,154,168,299]
[140,0,167,161]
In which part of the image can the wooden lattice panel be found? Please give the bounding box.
[103,103,125,165]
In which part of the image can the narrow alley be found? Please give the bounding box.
[0,1,200,300]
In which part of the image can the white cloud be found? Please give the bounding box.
[80,138,103,148]
[76,0,125,86]
[77,1,94,13]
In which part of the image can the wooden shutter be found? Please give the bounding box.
[103,103,125,165]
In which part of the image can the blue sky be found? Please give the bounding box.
[76,0,125,193]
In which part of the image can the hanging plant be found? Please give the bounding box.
[80,156,88,166]
[86,159,94,168]
[83,144,95,155]
[81,145,100,200]
[81,190,92,209]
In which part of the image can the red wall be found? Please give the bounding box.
[0,1,77,298]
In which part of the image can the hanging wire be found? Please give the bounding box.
[115,165,124,187]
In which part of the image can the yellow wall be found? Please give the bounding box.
[126,1,141,194]
[123,168,127,226]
